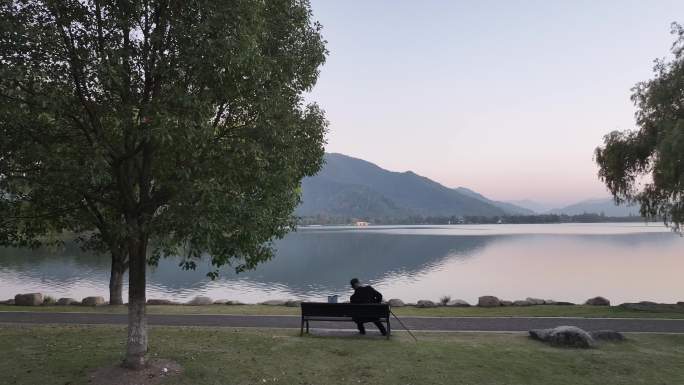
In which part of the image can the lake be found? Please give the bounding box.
[1,223,683,305]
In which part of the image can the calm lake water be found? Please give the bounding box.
[1,223,683,304]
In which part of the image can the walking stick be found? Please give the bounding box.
[390,309,418,342]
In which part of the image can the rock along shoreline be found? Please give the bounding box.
[2,293,684,310]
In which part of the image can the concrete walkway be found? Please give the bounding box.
[2,311,684,333]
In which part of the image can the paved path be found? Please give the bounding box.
[2,312,684,333]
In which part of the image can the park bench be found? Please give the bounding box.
[300,302,391,339]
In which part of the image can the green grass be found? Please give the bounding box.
[0,324,683,385]
[3,303,684,319]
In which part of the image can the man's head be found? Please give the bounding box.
[350,278,361,289]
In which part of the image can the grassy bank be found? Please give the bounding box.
[1,324,683,385]
[3,303,684,318]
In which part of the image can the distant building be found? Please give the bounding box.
[354,221,370,227]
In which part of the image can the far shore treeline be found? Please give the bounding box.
[298,213,652,226]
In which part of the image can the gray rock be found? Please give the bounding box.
[526,297,545,305]
[147,299,177,305]
[57,298,79,306]
[478,296,501,307]
[387,298,405,307]
[416,300,437,308]
[260,300,287,306]
[513,300,532,306]
[554,301,575,306]
[529,328,552,340]
[446,299,470,307]
[186,296,213,306]
[585,296,610,306]
[500,300,513,306]
[589,330,625,341]
[225,300,245,306]
[285,300,302,307]
[618,301,681,312]
[82,296,105,306]
[15,293,43,306]
[529,326,595,348]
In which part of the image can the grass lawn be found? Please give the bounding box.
[0,324,683,385]
[3,303,684,319]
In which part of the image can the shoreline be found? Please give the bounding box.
[3,302,684,320]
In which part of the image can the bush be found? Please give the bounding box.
[439,295,451,306]
[43,296,56,306]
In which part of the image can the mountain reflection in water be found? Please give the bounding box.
[1,224,682,304]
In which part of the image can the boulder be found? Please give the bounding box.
[15,293,43,306]
[82,296,105,306]
[57,298,79,306]
[387,298,405,307]
[285,300,302,307]
[147,299,177,305]
[618,301,681,312]
[526,297,545,305]
[500,300,513,306]
[186,296,213,306]
[585,296,610,306]
[446,299,470,307]
[589,330,625,342]
[416,300,437,308]
[529,326,595,348]
[513,300,532,306]
[225,300,245,306]
[260,300,287,306]
[478,296,501,307]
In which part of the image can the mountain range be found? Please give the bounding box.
[297,153,532,220]
[504,200,556,214]
[546,198,640,217]
[296,153,641,221]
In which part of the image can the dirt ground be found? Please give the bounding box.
[88,359,182,385]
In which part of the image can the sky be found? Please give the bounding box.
[305,0,684,206]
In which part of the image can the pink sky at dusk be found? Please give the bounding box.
[306,0,684,206]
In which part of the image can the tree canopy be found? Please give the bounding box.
[0,0,327,368]
[596,23,684,231]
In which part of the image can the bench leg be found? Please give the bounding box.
[300,318,304,336]
[306,320,310,334]
[386,320,391,339]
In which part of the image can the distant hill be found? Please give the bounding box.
[504,200,555,214]
[298,177,412,219]
[548,198,641,217]
[454,187,535,215]
[297,153,530,220]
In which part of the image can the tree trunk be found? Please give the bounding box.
[109,250,126,306]
[123,237,148,369]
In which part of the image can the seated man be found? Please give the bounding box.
[349,278,387,336]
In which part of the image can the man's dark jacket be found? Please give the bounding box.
[350,285,383,304]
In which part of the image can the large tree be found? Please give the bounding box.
[596,23,684,231]
[0,0,327,369]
